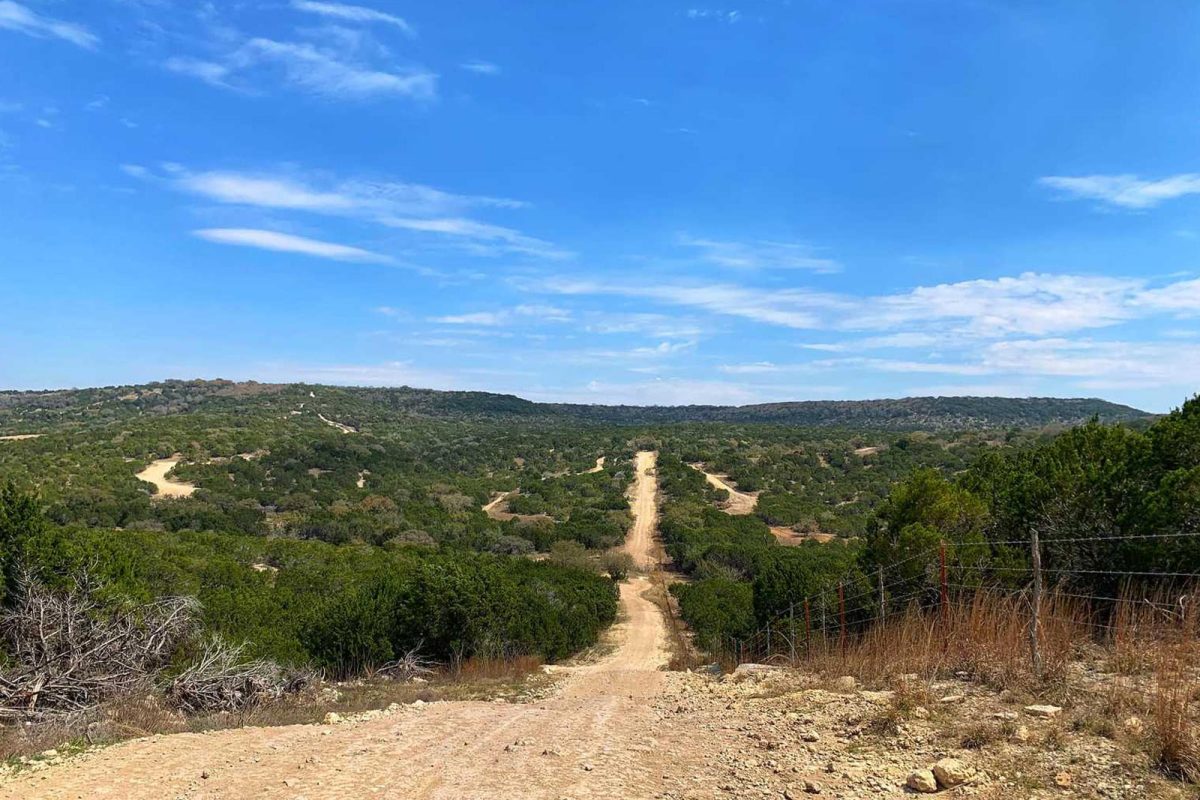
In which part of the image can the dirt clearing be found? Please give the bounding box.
[0,434,41,442]
[134,458,196,499]
[688,463,758,515]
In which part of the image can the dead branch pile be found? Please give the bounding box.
[374,643,436,681]
[165,638,312,714]
[0,572,198,721]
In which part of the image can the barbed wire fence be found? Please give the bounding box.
[719,530,1200,682]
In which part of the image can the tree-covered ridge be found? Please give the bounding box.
[0,379,1150,433]
[667,395,1200,653]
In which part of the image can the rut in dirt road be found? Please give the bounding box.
[2,450,699,800]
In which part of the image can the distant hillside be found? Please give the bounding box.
[0,379,1153,433]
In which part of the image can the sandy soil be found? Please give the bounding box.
[770,526,836,545]
[134,458,196,499]
[481,490,518,519]
[688,463,758,515]
[581,456,606,474]
[0,434,42,441]
[317,413,356,434]
[3,451,694,800]
[853,445,884,456]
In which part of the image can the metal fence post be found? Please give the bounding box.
[1030,527,1044,680]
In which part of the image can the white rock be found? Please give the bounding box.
[933,757,974,788]
[906,769,938,793]
[1024,704,1062,718]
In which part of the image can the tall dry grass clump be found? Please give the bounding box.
[1150,650,1200,783]
[793,589,1084,688]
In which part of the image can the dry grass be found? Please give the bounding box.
[749,585,1200,786]
[1149,650,1200,783]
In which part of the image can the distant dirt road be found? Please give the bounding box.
[0,434,41,442]
[624,451,658,569]
[4,452,693,800]
[134,458,196,499]
[689,463,758,515]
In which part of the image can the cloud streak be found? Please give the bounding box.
[1039,173,1200,209]
[193,228,392,263]
[0,1,98,49]
[289,1,415,36]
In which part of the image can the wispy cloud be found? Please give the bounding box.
[679,235,840,273]
[460,60,499,75]
[164,56,234,88]
[686,9,742,23]
[1038,173,1200,209]
[431,304,572,326]
[162,16,435,101]
[0,1,98,49]
[231,38,435,98]
[127,164,564,260]
[542,278,837,328]
[382,216,571,259]
[543,272,1171,336]
[290,1,415,36]
[193,228,392,263]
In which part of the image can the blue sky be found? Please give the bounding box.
[1,1,1198,411]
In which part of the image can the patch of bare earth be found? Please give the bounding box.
[689,463,759,515]
[770,526,836,545]
[0,434,41,442]
[134,458,196,499]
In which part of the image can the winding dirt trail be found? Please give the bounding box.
[4,452,688,800]
[689,463,758,515]
[134,458,196,499]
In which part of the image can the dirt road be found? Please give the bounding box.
[134,458,196,499]
[689,463,758,515]
[5,451,690,800]
[625,450,658,569]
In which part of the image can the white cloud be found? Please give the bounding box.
[863,272,1142,336]
[1038,173,1200,209]
[719,362,781,374]
[431,304,572,326]
[290,1,415,36]
[148,166,525,216]
[461,60,499,75]
[686,9,742,23]
[539,271,1200,338]
[233,38,435,99]
[680,235,840,272]
[0,1,98,49]
[128,164,565,261]
[383,216,571,259]
[192,228,392,263]
[184,172,360,211]
[543,278,838,328]
[164,56,234,87]
[1133,277,1200,315]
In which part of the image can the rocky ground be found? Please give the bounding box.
[648,666,1186,800]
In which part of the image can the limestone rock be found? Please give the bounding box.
[906,769,939,793]
[1024,704,1062,718]
[932,757,974,788]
